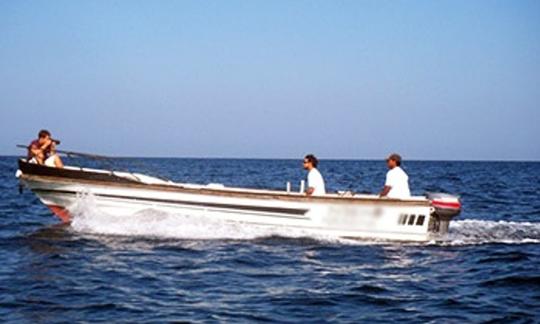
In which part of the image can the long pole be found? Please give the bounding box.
[16,144,111,160]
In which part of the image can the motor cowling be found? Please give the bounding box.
[427,192,462,234]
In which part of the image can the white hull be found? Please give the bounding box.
[19,160,460,241]
[17,161,461,242]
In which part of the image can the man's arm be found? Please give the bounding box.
[379,185,391,197]
[29,139,52,164]
[32,139,52,155]
[29,144,45,164]
[29,144,41,156]
[306,187,315,196]
[380,170,393,197]
[39,139,52,151]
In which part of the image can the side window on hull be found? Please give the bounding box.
[399,214,408,225]
[398,214,427,226]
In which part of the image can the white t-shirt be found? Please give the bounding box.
[307,168,326,195]
[385,166,411,199]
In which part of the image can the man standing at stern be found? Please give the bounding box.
[380,153,410,199]
[303,154,326,196]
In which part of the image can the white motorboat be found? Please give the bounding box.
[16,159,461,242]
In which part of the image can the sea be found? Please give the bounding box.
[1,156,539,323]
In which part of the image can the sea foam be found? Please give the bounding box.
[68,193,540,245]
[68,193,344,243]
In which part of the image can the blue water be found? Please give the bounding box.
[1,156,539,322]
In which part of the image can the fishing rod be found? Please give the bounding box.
[16,144,111,160]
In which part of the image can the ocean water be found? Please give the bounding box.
[1,156,539,322]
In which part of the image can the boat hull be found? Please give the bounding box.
[16,159,461,242]
[19,177,439,242]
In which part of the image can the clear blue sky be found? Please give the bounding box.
[1,0,539,160]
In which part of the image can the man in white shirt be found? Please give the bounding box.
[380,153,411,199]
[303,154,326,196]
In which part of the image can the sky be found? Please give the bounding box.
[1,0,539,160]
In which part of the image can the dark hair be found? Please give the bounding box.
[388,153,402,166]
[304,154,319,168]
[38,129,51,139]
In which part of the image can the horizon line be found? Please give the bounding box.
[1,154,539,163]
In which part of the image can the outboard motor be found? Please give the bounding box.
[427,192,461,234]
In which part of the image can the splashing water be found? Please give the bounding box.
[443,219,540,245]
[68,193,346,243]
[67,193,540,246]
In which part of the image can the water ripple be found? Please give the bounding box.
[1,158,540,322]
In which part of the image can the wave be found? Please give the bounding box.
[440,219,540,246]
[68,194,540,245]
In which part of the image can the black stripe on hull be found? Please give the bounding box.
[19,159,139,184]
[32,189,310,217]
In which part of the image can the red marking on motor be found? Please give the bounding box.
[432,200,461,209]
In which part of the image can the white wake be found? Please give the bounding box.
[442,219,540,245]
